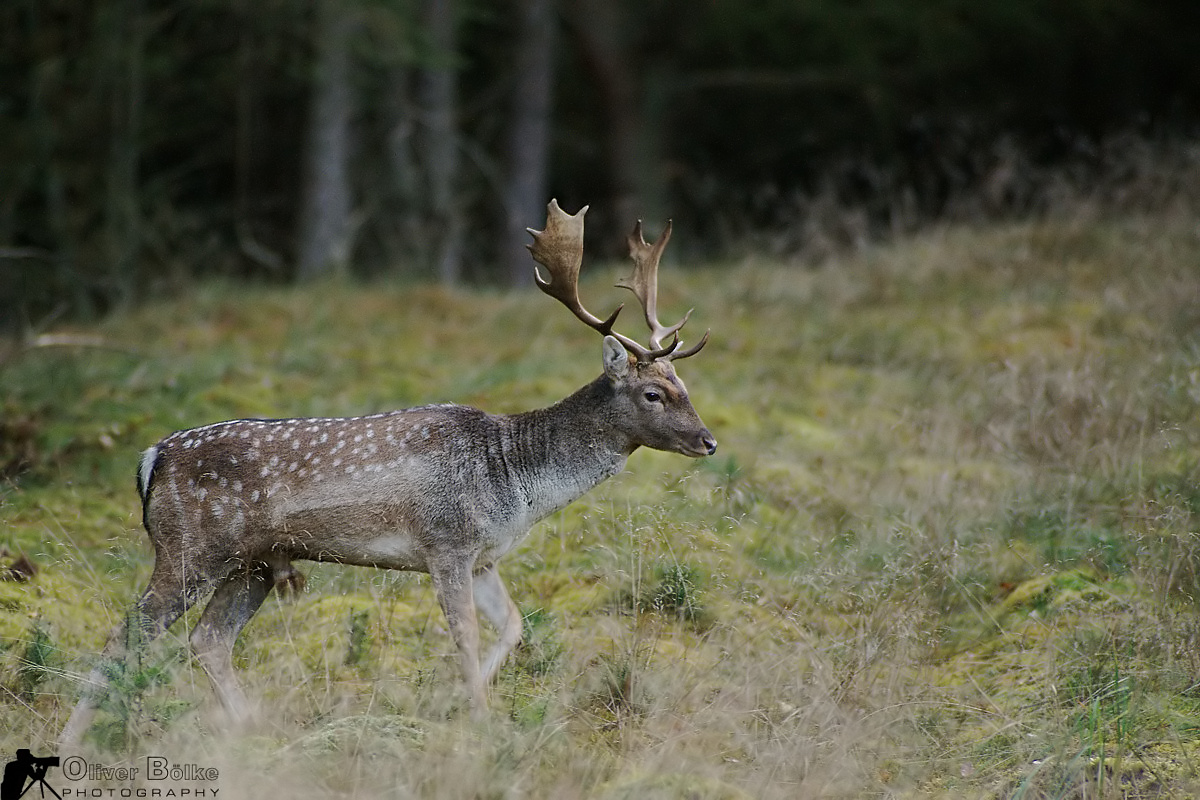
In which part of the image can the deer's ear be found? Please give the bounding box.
[602,335,630,380]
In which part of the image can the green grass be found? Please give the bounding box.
[4,213,1200,797]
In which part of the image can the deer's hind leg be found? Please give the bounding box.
[60,557,220,747]
[189,559,281,726]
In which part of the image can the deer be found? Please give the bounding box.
[59,199,716,746]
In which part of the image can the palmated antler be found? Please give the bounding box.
[618,219,709,361]
[527,199,707,363]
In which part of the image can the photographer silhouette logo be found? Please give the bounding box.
[2,750,61,800]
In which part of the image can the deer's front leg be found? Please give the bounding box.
[430,558,487,716]
[473,564,523,683]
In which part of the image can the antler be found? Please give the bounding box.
[618,219,709,361]
[528,199,684,363]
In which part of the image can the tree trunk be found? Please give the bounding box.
[568,0,647,250]
[385,66,420,221]
[416,0,463,284]
[296,0,358,281]
[502,0,557,288]
[103,0,145,310]
[233,0,284,277]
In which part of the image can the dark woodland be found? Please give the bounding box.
[2,0,1198,327]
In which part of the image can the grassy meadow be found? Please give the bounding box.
[3,212,1200,798]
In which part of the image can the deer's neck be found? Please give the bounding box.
[502,374,632,521]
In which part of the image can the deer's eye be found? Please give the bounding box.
[644,390,662,403]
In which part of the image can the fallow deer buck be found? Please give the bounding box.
[60,199,715,745]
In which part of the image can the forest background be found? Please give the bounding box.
[3,0,1199,327]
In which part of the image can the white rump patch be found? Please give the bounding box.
[137,446,159,498]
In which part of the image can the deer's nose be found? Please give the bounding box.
[701,433,717,456]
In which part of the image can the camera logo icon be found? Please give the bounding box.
[2,750,61,800]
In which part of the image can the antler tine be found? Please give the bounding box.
[528,199,649,358]
[617,218,691,351]
[667,328,709,361]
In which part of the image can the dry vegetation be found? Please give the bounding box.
[3,209,1200,798]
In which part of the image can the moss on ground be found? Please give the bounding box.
[3,214,1200,796]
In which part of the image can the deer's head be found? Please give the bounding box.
[528,200,717,459]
